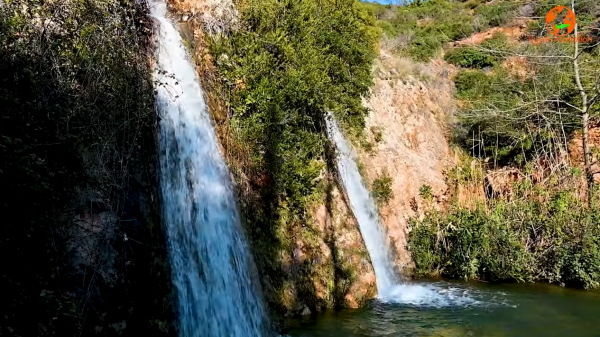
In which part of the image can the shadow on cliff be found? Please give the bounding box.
[0,0,175,334]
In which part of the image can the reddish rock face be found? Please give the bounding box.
[358,50,458,274]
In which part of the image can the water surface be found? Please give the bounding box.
[287,280,600,337]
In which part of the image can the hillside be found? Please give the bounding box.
[2,0,600,334]
[363,0,600,288]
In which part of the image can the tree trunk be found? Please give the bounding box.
[572,1,594,205]
[582,111,593,201]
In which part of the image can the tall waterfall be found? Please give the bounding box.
[151,1,267,335]
[325,114,479,307]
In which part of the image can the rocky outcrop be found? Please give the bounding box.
[356,49,457,273]
[277,176,377,315]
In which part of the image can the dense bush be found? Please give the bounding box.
[409,191,600,289]
[444,47,497,68]
[210,0,379,314]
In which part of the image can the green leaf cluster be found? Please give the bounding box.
[211,0,379,221]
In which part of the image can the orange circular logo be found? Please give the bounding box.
[545,6,576,36]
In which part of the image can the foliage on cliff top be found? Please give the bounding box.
[1,0,172,335]
[209,0,379,314]
[362,0,520,60]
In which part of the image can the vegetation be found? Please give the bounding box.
[407,0,600,289]
[209,0,379,315]
[444,46,497,68]
[362,0,520,60]
[372,173,394,206]
[450,0,600,200]
[0,0,172,335]
[419,184,433,201]
[409,186,600,289]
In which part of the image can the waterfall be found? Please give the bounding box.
[151,1,267,335]
[325,113,479,307]
[325,114,398,296]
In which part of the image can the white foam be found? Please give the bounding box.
[379,283,483,308]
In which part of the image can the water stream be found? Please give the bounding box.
[151,1,267,335]
[325,114,398,294]
[319,114,600,336]
[325,114,477,306]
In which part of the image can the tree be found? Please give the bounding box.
[571,0,599,204]
[454,1,600,204]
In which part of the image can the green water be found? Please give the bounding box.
[285,280,600,337]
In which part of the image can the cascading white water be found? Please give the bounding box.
[324,114,397,296]
[151,1,267,335]
[325,113,479,307]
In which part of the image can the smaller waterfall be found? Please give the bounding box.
[326,113,479,307]
[325,114,398,295]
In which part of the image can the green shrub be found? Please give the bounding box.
[475,3,514,28]
[409,194,600,288]
[444,47,497,68]
[419,184,434,200]
[407,34,445,60]
[372,173,394,206]
[454,69,493,100]
[377,20,398,37]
